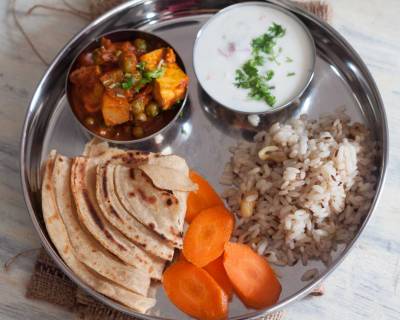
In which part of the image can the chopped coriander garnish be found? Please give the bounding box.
[285,57,293,63]
[121,60,166,91]
[121,76,133,89]
[235,66,276,106]
[287,72,296,77]
[145,66,165,79]
[251,23,286,55]
[266,70,274,80]
[134,61,166,92]
[136,61,146,72]
[234,22,286,107]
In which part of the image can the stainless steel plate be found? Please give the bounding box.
[20,0,388,319]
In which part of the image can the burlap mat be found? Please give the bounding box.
[26,249,286,320]
[25,249,324,320]
[20,1,329,319]
[88,0,330,20]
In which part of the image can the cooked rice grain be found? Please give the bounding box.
[222,113,377,266]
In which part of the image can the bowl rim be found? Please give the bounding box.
[192,1,316,115]
[65,28,189,144]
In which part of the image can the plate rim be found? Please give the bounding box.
[19,0,389,319]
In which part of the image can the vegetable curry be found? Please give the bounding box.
[69,37,189,140]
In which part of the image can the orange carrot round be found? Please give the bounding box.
[223,242,282,309]
[186,171,224,223]
[163,260,228,320]
[183,205,234,267]
[204,256,234,301]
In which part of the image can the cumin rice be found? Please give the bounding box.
[221,113,377,267]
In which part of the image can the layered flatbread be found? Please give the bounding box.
[42,152,155,313]
[52,154,150,295]
[114,165,188,248]
[139,164,197,192]
[71,156,165,279]
[96,163,175,261]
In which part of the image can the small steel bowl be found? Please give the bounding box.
[66,29,189,144]
[193,2,316,116]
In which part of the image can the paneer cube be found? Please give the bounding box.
[139,48,165,71]
[153,63,189,110]
[164,48,176,64]
[101,92,130,126]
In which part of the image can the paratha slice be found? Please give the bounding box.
[96,163,175,261]
[139,164,197,192]
[42,152,155,313]
[114,166,187,248]
[83,138,110,157]
[71,156,165,279]
[148,154,190,175]
[52,154,150,295]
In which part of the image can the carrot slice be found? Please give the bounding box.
[204,256,234,301]
[186,171,224,223]
[223,242,282,309]
[183,205,234,267]
[163,260,228,320]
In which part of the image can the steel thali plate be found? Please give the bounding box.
[20,0,388,319]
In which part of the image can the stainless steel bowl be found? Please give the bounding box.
[20,0,388,319]
[66,29,189,144]
[193,1,316,115]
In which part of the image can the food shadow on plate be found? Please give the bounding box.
[75,98,194,154]
[197,85,311,141]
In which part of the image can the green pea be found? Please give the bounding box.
[133,38,147,54]
[135,112,147,122]
[131,71,142,84]
[132,126,144,138]
[120,53,137,74]
[85,117,95,126]
[145,102,160,118]
[131,97,146,115]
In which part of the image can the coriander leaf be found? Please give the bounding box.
[144,66,165,79]
[134,63,166,91]
[234,61,276,106]
[136,61,146,72]
[287,72,296,77]
[268,23,286,38]
[251,23,286,55]
[121,76,133,90]
[266,70,274,81]
[285,57,293,63]
[234,22,286,107]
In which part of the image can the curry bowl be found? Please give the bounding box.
[66,29,189,144]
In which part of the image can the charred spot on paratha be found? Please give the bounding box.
[82,188,104,229]
[137,188,157,204]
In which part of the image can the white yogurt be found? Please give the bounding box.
[193,3,315,113]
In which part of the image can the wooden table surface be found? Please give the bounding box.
[0,0,399,319]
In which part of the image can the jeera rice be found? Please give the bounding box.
[221,112,377,267]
